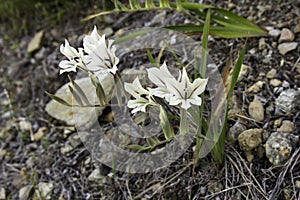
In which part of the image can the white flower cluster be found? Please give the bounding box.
[59,26,208,113]
[125,62,208,113]
[59,26,119,76]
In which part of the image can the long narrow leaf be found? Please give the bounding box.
[228,42,246,99]
[159,105,175,141]
[146,136,160,147]
[146,49,157,67]
[45,91,72,107]
[68,75,90,106]
[68,85,84,106]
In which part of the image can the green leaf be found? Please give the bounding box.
[146,136,160,147]
[159,105,175,141]
[145,0,155,9]
[45,91,72,107]
[146,49,157,67]
[68,85,84,106]
[89,73,107,106]
[200,8,210,77]
[165,25,266,38]
[68,75,90,106]
[227,42,246,99]
[129,0,141,9]
[127,144,151,151]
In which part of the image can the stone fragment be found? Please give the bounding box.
[32,127,47,141]
[294,24,300,33]
[19,185,33,200]
[238,129,263,152]
[0,188,5,199]
[45,76,113,128]
[265,132,293,165]
[278,42,298,55]
[266,68,277,79]
[227,121,247,144]
[88,168,105,181]
[19,120,32,132]
[258,38,266,50]
[279,28,295,43]
[238,64,250,81]
[35,182,54,200]
[247,81,265,93]
[27,30,44,53]
[275,89,300,113]
[270,79,282,87]
[277,120,294,133]
[248,99,265,122]
[296,180,300,189]
[268,29,281,37]
[274,118,282,128]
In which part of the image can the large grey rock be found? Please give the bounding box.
[275,89,300,113]
[45,76,114,128]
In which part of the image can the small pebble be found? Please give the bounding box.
[238,129,263,152]
[0,188,5,199]
[274,118,282,128]
[279,28,295,43]
[227,121,247,144]
[266,132,293,165]
[270,79,282,87]
[282,81,290,88]
[295,180,300,189]
[277,120,294,133]
[248,99,265,122]
[247,81,265,93]
[266,69,277,79]
[294,24,300,33]
[258,38,266,50]
[269,29,281,37]
[278,42,298,55]
[275,89,300,113]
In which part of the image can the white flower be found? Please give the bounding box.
[165,67,208,110]
[125,78,155,113]
[147,62,175,101]
[83,26,119,75]
[59,40,85,74]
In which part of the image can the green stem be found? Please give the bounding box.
[179,108,188,135]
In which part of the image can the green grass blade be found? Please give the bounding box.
[145,0,156,8]
[129,0,141,9]
[146,49,158,67]
[146,136,160,147]
[228,42,246,99]
[194,9,210,166]
[45,91,72,107]
[127,144,151,151]
[200,8,210,77]
[68,75,90,106]
[68,85,84,106]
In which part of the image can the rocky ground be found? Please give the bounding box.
[0,0,300,199]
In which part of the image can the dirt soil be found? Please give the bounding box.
[0,0,300,199]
